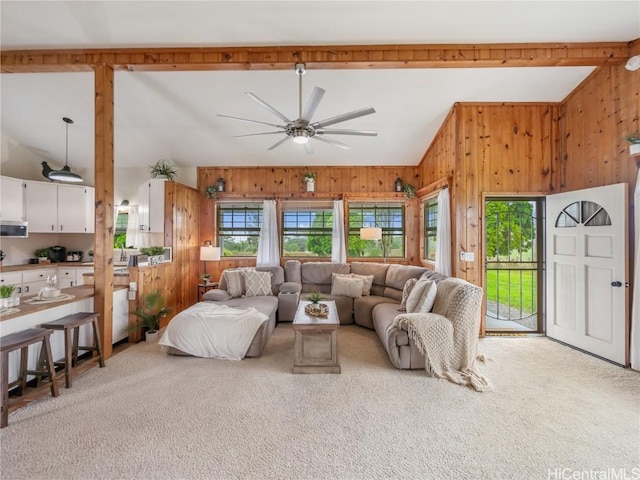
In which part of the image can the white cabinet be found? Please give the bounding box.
[74,267,93,286]
[57,266,94,288]
[0,176,25,221]
[138,179,166,233]
[24,181,95,233]
[0,272,23,297]
[21,269,50,296]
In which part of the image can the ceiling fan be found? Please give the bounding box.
[218,63,377,153]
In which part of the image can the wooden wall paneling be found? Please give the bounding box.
[94,64,115,359]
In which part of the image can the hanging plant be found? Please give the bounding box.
[149,159,178,181]
[205,185,218,199]
[403,184,416,199]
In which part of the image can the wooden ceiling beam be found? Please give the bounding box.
[1,42,632,73]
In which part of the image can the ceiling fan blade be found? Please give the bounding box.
[311,106,376,129]
[217,114,284,129]
[315,128,378,137]
[304,141,314,155]
[246,92,292,124]
[232,131,284,138]
[300,87,325,125]
[312,135,351,151]
[267,136,290,151]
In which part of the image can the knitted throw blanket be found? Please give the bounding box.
[392,278,492,392]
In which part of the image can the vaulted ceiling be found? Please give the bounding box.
[1,1,638,171]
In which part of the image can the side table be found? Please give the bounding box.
[198,282,219,301]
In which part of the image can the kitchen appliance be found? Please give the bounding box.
[0,220,28,238]
[48,246,66,263]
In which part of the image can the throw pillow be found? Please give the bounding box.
[350,273,374,296]
[331,274,364,299]
[224,270,246,298]
[405,279,437,313]
[244,270,273,297]
[397,277,418,312]
[203,289,232,302]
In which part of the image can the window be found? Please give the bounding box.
[282,201,333,257]
[423,196,438,261]
[217,202,263,257]
[348,202,404,258]
[114,210,128,248]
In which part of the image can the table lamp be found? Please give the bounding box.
[360,227,385,263]
[200,245,221,281]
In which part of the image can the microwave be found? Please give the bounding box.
[0,220,28,238]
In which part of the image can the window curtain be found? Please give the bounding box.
[631,170,640,370]
[257,200,280,267]
[125,205,140,248]
[331,200,346,263]
[435,187,452,276]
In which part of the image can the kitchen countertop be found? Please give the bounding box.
[0,285,128,322]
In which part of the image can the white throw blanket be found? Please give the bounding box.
[159,303,268,360]
[392,278,492,392]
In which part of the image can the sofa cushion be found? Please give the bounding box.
[354,295,398,329]
[331,274,364,298]
[405,279,437,313]
[301,262,350,293]
[397,277,418,312]
[284,260,302,285]
[350,274,374,296]
[350,262,390,287]
[224,269,246,298]
[279,282,301,294]
[244,270,273,297]
[256,265,284,295]
[384,264,429,301]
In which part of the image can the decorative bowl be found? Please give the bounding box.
[305,303,329,318]
[40,288,61,299]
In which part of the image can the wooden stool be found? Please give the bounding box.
[1,328,59,428]
[40,312,105,389]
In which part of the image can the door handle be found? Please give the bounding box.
[611,281,622,287]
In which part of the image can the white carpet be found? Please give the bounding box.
[1,325,638,480]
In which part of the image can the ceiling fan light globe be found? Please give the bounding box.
[292,135,309,144]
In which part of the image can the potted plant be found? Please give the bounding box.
[128,290,170,342]
[201,273,212,284]
[205,185,218,199]
[149,159,178,181]
[308,291,323,304]
[0,285,16,308]
[403,184,416,199]
[303,172,316,192]
[35,248,50,263]
[623,131,640,156]
[139,246,166,265]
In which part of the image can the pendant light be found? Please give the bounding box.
[47,117,83,183]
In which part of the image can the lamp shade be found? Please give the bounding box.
[200,246,221,261]
[360,227,382,241]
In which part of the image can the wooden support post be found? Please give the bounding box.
[94,64,115,359]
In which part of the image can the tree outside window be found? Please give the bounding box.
[423,197,438,261]
[282,203,333,257]
[217,203,263,257]
[348,203,404,258]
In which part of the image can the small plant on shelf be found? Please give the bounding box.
[303,172,316,182]
[139,246,165,256]
[403,184,416,199]
[205,185,218,199]
[624,131,640,156]
[149,159,178,181]
[308,291,323,304]
[201,273,212,284]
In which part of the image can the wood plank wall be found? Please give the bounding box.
[197,166,420,280]
[558,64,640,282]
[419,103,557,288]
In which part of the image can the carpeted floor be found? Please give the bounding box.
[1,324,638,480]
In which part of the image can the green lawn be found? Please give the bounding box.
[485,269,537,315]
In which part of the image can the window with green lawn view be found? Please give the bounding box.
[217,202,263,257]
[423,196,438,262]
[282,201,333,257]
[348,202,404,258]
[114,211,128,248]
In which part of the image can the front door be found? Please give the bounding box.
[546,183,628,365]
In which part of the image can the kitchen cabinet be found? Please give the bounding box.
[24,180,95,233]
[0,272,23,297]
[57,267,94,288]
[0,176,25,221]
[138,178,166,233]
[21,269,51,296]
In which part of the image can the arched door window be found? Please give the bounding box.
[555,201,611,228]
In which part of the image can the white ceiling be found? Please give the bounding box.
[1,1,639,171]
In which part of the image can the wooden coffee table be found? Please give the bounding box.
[292,300,340,374]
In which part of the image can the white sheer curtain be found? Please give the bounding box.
[331,200,347,263]
[435,187,452,275]
[256,200,280,267]
[125,205,140,248]
[631,170,640,370]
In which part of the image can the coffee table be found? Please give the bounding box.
[292,300,340,374]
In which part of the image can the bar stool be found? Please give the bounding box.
[40,312,105,389]
[1,328,59,428]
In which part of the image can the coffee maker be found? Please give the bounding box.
[48,246,66,263]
